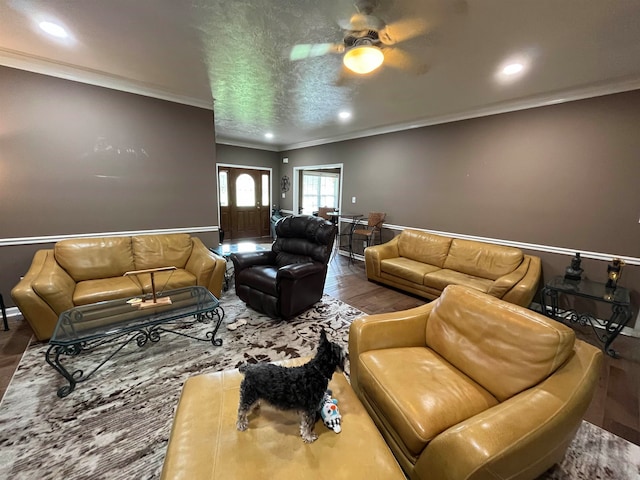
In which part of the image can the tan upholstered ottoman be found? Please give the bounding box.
[160,358,406,479]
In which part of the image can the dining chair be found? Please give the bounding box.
[317,207,335,221]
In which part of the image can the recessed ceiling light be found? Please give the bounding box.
[39,21,68,39]
[502,63,524,76]
[338,111,352,121]
[264,133,274,139]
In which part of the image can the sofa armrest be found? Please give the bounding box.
[13,250,75,341]
[364,236,400,278]
[415,340,602,480]
[277,262,324,280]
[487,257,530,300]
[11,250,63,341]
[185,238,227,299]
[230,251,276,273]
[501,255,542,307]
[349,303,434,394]
[31,252,76,314]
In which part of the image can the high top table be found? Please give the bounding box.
[328,212,363,262]
[46,286,223,397]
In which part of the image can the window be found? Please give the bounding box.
[219,171,228,207]
[262,174,269,206]
[236,174,255,207]
[301,171,339,214]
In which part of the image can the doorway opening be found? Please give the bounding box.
[293,163,344,216]
[217,164,272,242]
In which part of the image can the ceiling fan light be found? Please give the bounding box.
[343,46,384,74]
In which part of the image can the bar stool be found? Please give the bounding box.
[352,212,386,249]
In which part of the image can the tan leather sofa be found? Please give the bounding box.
[11,233,226,341]
[365,229,541,307]
[349,285,602,480]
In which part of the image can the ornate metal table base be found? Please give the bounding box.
[541,285,631,358]
[46,306,224,398]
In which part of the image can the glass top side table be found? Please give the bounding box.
[541,276,632,357]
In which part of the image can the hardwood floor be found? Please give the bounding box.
[1,254,638,447]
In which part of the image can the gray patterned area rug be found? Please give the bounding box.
[0,291,639,480]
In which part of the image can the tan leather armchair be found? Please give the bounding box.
[12,233,226,341]
[349,285,602,480]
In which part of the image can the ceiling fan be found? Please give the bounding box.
[289,0,431,76]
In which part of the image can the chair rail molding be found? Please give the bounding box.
[372,222,640,266]
[0,226,220,247]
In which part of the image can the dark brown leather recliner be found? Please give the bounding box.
[230,215,337,319]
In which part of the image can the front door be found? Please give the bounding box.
[219,167,271,240]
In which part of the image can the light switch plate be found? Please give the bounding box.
[352,196,356,203]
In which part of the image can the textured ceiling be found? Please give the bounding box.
[1,0,640,151]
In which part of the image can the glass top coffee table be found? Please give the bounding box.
[46,286,223,397]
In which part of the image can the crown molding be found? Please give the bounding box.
[281,76,640,151]
[0,47,213,110]
[216,137,280,152]
[3,48,639,153]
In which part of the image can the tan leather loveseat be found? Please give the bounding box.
[12,233,226,341]
[349,285,602,480]
[365,229,541,307]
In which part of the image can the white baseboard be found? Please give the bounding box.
[4,306,21,319]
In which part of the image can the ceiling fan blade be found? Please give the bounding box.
[378,18,430,45]
[289,43,344,61]
[333,63,369,87]
[383,47,430,75]
[339,12,386,32]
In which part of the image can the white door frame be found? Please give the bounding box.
[292,163,344,215]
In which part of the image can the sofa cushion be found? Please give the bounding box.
[381,257,441,284]
[132,234,193,270]
[425,286,576,401]
[443,239,523,280]
[397,230,452,268]
[55,237,135,282]
[358,347,498,458]
[73,277,143,306]
[424,269,493,294]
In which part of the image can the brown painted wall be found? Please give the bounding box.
[216,144,280,169]
[279,90,640,328]
[282,90,640,257]
[0,66,218,305]
[2,65,639,333]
